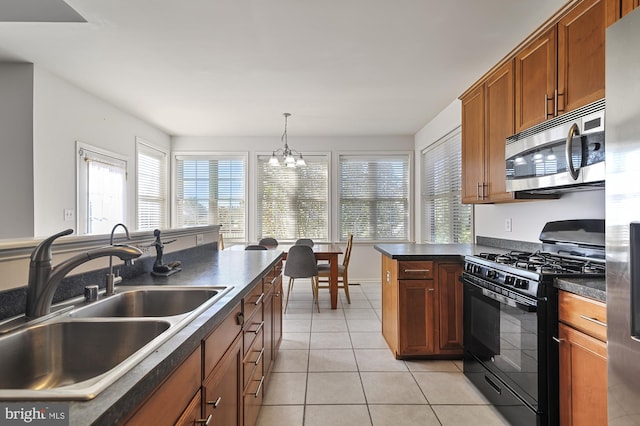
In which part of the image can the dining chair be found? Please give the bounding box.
[317,234,353,304]
[283,244,320,313]
[258,237,279,248]
[245,244,267,250]
[294,238,314,247]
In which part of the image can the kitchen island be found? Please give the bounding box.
[56,246,282,425]
[374,243,500,359]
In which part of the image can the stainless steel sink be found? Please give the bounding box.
[70,287,223,318]
[0,319,170,399]
[0,285,232,400]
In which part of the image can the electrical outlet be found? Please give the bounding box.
[64,209,75,222]
[196,234,204,245]
[505,218,513,232]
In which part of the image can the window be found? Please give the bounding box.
[77,142,127,235]
[256,154,329,241]
[421,127,473,243]
[338,153,411,241]
[174,155,246,240]
[136,139,168,231]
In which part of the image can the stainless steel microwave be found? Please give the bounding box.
[505,99,605,194]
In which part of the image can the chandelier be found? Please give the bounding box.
[269,113,306,167]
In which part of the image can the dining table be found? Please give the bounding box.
[229,243,343,309]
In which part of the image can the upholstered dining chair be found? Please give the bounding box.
[283,244,320,313]
[245,244,267,250]
[294,238,314,247]
[317,234,353,304]
[258,237,279,248]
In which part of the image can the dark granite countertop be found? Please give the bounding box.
[374,243,504,261]
[65,248,283,425]
[554,277,606,303]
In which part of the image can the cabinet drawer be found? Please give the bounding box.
[243,317,265,357]
[243,281,264,324]
[398,261,434,279]
[243,366,265,426]
[203,303,242,377]
[243,328,264,389]
[559,291,607,342]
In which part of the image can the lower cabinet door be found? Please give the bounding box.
[398,279,436,355]
[203,335,242,426]
[558,323,607,426]
[175,392,203,426]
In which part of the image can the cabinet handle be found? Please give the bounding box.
[545,93,549,118]
[552,336,565,344]
[477,182,482,200]
[579,315,607,327]
[254,376,265,398]
[554,89,558,116]
[207,396,222,408]
[428,288,435,292]
[255,347,265,365]
[254,320,264,335]
[255,292,264,305]
[195,414,213,425]
[403,269,430,273]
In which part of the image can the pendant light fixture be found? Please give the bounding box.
[269,113,306,167]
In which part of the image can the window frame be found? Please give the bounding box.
[335,151,413,243]
[255,151,330,243]
[420,127,474,244]
[135,137,169,231]
[76,140,128,236]
[171,151,248,241]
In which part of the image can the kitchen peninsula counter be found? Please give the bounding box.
[374,243,503,260]
[65,246,283,425]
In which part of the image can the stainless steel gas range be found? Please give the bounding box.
[462,220,605,426]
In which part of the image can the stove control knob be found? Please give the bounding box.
[515,279,529,290]
[486,270,497,279]
[504,276,515,286]
[473,265,482,274]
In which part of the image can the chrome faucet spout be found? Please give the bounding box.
[25,229,142,319]
[106,223,136,296]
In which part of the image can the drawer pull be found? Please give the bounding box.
[428,288,435,292]
[255,347,265,365]
[255,292,264,305]
[552,336,565,344]
[254,376,265,398]
[403,269,430,273]
[207,396,222,408]
[195,414,213,425]
[579,315,607,328]
[254,320,264,335]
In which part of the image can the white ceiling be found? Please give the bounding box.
[0,0,568,137]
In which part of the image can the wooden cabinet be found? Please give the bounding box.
[515,0,615,132]
[381,256,464,358]
[461,60,515,204]
[558,291,607,425]
[124,347,202,425]
[203,335,242,426]
[622,0,640,16]
[124,258,284,426]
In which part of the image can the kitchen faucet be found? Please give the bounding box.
[105,223,136,296]
[25,228,142,319]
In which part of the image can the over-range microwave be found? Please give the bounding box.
[505,99,605,195]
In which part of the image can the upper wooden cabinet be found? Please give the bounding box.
[461,60,515,204]
[515,0,616,132]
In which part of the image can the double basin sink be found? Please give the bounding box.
[0,285,231,400]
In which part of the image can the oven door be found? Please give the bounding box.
[463,277,539,410]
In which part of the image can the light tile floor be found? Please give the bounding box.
[256,281,510,426]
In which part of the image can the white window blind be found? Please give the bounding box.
[421,127,473,243]
[175,155,246,240]
[77,143,127,235]
[339,154,410,241]
[256,154,328,241]
[137,140,167,231]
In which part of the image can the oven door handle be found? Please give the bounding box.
[465,278,536,312]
